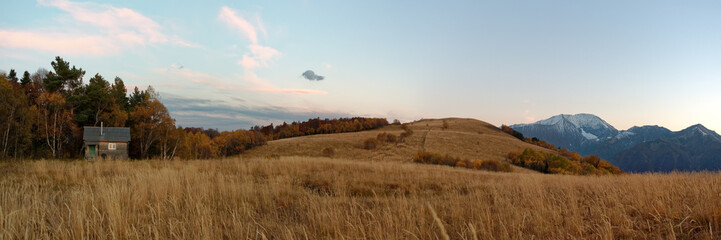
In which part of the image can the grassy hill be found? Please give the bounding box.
[245,118,556,172]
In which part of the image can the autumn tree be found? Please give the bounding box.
[582,155,601,168]
[159,126,184,160]
[0,75,33,160]
[212,129,265,157]
[129,86,174,159]
[178,131,216,159]
[35,92,72,158]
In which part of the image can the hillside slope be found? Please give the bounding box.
[244,118,557,172]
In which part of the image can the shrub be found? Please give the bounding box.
[480,160,501,171]
[413,152,511,172]
[377,132,398,143]
[321,147,335,157]
[363,138,378,150]
[471,160,483,169]
[413,152,444,164]
[507,148,622,175]
[386,134,397,143]
[401,123,412,133]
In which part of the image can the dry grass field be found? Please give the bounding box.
[244,118,554,173]
[2,157,720,239]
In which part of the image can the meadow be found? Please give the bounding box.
[1,157,720,239]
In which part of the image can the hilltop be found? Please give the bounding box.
[245,118,556,172]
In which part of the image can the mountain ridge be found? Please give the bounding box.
[510,113,721,172]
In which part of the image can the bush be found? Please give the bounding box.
[399,124,414,143]
[479,159,513,172]
[413,152,511,172]
[363,138,378,150]
[507,148,623,175]
[471,160,483,169]
[321,147,335,157]
[377,132,398,143]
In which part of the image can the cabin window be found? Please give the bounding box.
[108,143,116,150]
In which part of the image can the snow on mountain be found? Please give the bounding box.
[615,131,636,139]
[509,115,721,172]
[678,124,721,142]
[580,128,598,140]
[530,114,615,131]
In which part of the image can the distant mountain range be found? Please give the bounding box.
[510,114,721,172]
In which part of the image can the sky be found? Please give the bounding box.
[1,0,720,132]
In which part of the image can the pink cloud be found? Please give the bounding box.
[238,55,261,69]
[218,6,258,44]
[0,30,120,56]
[38,0,169,45]
[248,44,281,66]
[0,0,196,56]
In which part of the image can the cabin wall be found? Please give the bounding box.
[85,142,129,160]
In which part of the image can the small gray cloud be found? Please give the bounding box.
[301,70,324,81]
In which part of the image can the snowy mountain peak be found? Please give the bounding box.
[533,113,616,131]
[509,113,620,149]
[680,124,721,141]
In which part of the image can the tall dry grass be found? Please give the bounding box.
[1,157,720,239]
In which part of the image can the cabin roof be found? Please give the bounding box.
[83,127,131,143]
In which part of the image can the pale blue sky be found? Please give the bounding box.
[2,0,720,131]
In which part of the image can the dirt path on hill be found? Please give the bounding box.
[421,128,430,152]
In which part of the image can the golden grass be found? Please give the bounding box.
[2,157,720,239]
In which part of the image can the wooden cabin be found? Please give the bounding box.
[83,126,130,160]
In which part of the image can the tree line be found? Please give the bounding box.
[1,56,387,160]
[251,117,389,140]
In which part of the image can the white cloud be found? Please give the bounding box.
[238,55,261,69]
[248,44,281,66]
[219,6,323,95]
[218,6,258,44]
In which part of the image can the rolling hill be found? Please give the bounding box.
[244,118,559,172]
